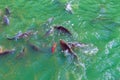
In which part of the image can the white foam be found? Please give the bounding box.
[105,39,118,55]
[103,71,115,80]
[94,32,100,39]
[82,44,99,55]
[116,66,120,72]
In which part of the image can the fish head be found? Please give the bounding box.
[60,39,69,51]
[60,39,65,45]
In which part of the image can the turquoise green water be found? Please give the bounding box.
[0,0,120,80]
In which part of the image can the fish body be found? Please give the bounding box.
[51,42,57,54]
[7,37,15,40]
[0,49,15,55]
[5,7,10,16]
[29,43,40,51]
[44,27,54,37]
[7,31,33,40]
[16,31,33,39]
[54,26,72,35]
[60,39,78,59]
[3,15,9,25]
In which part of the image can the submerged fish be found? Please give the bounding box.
[5,7,10,16]
[54,26,72,35]
[3,15,9,25]
[60,39,78,59]
[65,2,73,14]
[68,42,88,49]
[29,43,40,51]
[0,48,15,55]
[43,27,54,37]
[51,42,57,54]
[7,30,33,40]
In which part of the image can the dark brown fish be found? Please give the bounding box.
[7,37,15,40]
[54,26,72,35]
[0,49,15,55]
[29,43,40,51]
[60,39,78,59]
[5,7,10,16]
[7,31,33,40]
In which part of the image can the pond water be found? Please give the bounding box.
[0,0,120,80]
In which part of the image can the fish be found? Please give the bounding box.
[43,27,54,37]
[7,37,15,40]
[0,49,15,55]
[43,17,54,27]
[65,2,73,14]
[54,26,72,35]
[7,30,33,40]
[5,7,10,16]
[51,42,57,54]
[68,42,88,49]
[29,43,40,51]
[16,47,25,59]
[59,39,78,59]
[3,15,9,25]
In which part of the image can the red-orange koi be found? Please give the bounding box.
[51,42,57,54]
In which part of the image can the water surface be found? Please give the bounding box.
[0,0,120,80]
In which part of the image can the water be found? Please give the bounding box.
[0,0,120,80]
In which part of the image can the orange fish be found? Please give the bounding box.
[51,42,57,54]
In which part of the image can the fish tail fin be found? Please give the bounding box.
[7,37,15,40]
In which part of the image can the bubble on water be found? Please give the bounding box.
[101,0,106,3]
[58,71,61,80]
[107,40,115,49]
[81,44,99,55]
[116,66,120,72]
[32,18,35,22]
[68,20,71,23]
[105,39,118,55]
[100,7,106,14]
[77,62,87,80]
[73,32,78,40]
[105,47,109,55]
[103,71,115,80]
[57,57,87,80]
[94,32,100,39]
